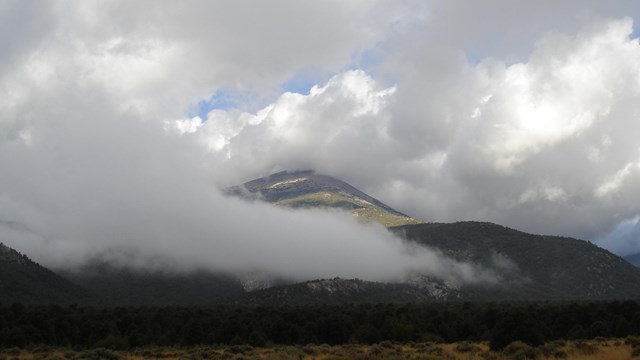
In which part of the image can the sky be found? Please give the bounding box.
[1,1,640,282]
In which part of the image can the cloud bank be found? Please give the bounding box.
[0,0,639,289]
[195,16,640,254]
[0,0,500,285]
[0,88,493,283]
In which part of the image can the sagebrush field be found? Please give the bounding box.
[2,338,640,360]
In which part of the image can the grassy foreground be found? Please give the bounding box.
[2,338,640,360]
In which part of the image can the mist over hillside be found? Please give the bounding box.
[1,2,640,309]
[5,171,640,306]
[0,243,88,305]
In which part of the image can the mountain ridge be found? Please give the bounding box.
[226,170,422,227]
[0,242,89,305]
[229,277,458,306]
[4,171,640,305]
[395,222,640,300]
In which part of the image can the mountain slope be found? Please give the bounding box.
[226,171,640,303]
[59,261,246,306]
[226,170,422,227]
[229,222,640,304]
[394,222,640,300]
[230,278,456,306]
[0,243,89,304]
[7,171,636,305]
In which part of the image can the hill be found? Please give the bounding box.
[59,261,246,306]
[226,170,422,227]
[96,171,638,305]
[0,243,89,305]
[6,170,639,305]
[229,277,457,306]
[223,171,640,302]
[394,222,640,300]
[226,222,640,304]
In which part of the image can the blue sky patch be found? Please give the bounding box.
[189,89,240,119]
[190,59,388,120]
[281,74,317,95]
[281,67,335,95]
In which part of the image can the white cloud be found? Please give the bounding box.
[0,1,503,284]
[2,1,640,289]
[189,16,640,251]
[595,162,640,198]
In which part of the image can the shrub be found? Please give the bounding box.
[3,349,20,356]
[425,345,445,356]
[39,355,66,360]
[76,348,121,360]
[625,336,640,347]
[455,341,482,353]
[502,341,539,360]
[479,352,498,360]
[538,342,566,359]
[573,340,598,355]
[368,345,384,356]
[301,345,317,355]
[226,345,253,355]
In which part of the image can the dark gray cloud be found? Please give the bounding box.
[407,0,639,61]
[0,1,55,72]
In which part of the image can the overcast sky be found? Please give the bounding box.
[1,1,640,280]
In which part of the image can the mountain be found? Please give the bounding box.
[225,171,640,303]
[230,278,457,306]
[227,222,640,304]
[58,259,246,306]
[6,171,639,305]
[0,243,88,305]
[395,222,640,300]
[226,170,422,227]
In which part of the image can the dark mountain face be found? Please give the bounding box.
[229,278,457,306]
[228,221,640,304]
[5,171,640,305]
[0,243,89,305]
[59,262,246,306]
[222,171,640,303]
[395,222,640,300]
[226,170,422,227]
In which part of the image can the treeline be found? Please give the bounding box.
[1,302,640,350]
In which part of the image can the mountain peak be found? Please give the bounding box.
[227,170,423,227]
